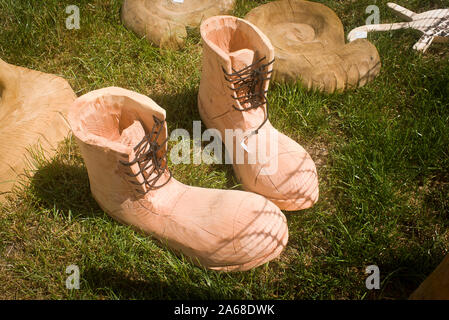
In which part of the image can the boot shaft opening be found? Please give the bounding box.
[200,15,273,62]
[68,87,170,206]
[199,16,275,133]
[69,87,168,156]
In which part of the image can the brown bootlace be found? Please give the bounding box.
[222,56,275,135]
[120,116,172,194]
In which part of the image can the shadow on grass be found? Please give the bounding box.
[27,150,102,219]
[151,86,200,133]
[364,246,447,300]
[82,266,223,299]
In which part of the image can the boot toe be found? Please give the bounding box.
[225,194,288,271]
[255,150,319,211]
[164,186,288,272]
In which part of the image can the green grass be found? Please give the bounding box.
[1,0,448,299]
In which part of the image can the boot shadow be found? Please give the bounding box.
[82,266,227,299]
[362,249,447,300]
[150,86,200,133]
[27,141,102,219]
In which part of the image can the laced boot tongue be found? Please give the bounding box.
[228,49,270,136]
[224,48,274,139]
[229,48,255,71]
[119,117,172,194]
[229,48,257,113]
[120,120,146,148]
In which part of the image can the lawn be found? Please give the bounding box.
[0,0,448,299]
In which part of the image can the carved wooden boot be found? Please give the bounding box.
[198,16,319,211]
[68,87,288,271]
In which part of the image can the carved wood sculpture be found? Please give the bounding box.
[348,3,449,53]
[244,0,381,93]
[68,87,288,271]
[409,254,449,300]
[0,58,76,199]
[121,0,236,49]
[198,16,319,211]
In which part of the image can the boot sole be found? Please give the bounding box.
[265,196,318,212]
[106,205,288,272]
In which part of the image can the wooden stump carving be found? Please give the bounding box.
[245,0,381,93]
[121,0,236,49]
[0,59,76,199]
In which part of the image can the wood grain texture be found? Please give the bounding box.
[121,0,235,49]
[348,3,449,53]
[0,58,76,199]
[198,16,319,211]
[68,87,288,271]
[245,0,381,93]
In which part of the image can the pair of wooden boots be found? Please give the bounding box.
[69,16,319,271]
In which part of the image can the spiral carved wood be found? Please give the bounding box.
[245,0,381,93]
